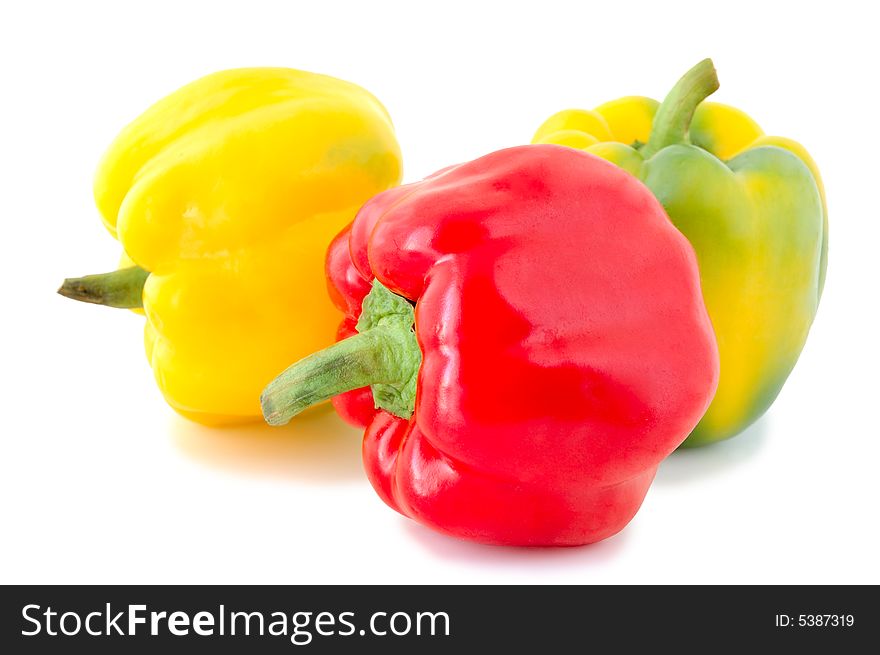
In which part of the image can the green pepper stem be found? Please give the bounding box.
[261,327,399,426]
[261,279,422,426]
[58,266,149,309]
[640,59,719,158]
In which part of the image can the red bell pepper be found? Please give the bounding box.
[262,145,719,546]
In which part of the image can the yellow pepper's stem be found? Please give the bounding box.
[58,266,149,309]
[641,59,720,158]
[261,280,421,426]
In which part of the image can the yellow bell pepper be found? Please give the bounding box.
[59,68,402,425]
[534,60,826,446]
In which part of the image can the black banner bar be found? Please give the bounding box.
[2,585,876,653]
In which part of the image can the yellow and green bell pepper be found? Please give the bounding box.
[534,59,826,446]
[59,68,402,425]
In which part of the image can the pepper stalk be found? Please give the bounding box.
[640,58,720,159]
[58,266,149,309]
[260,280,422,426]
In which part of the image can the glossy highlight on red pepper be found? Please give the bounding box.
[266,145,719,546]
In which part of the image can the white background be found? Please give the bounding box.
[1,0,878,584]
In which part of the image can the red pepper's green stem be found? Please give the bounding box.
[262,328,402,425]
[641,59,719,158]
[261,280,421,426]
[58,266,149,309]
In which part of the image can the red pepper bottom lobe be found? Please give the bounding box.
[363,411,656,545]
